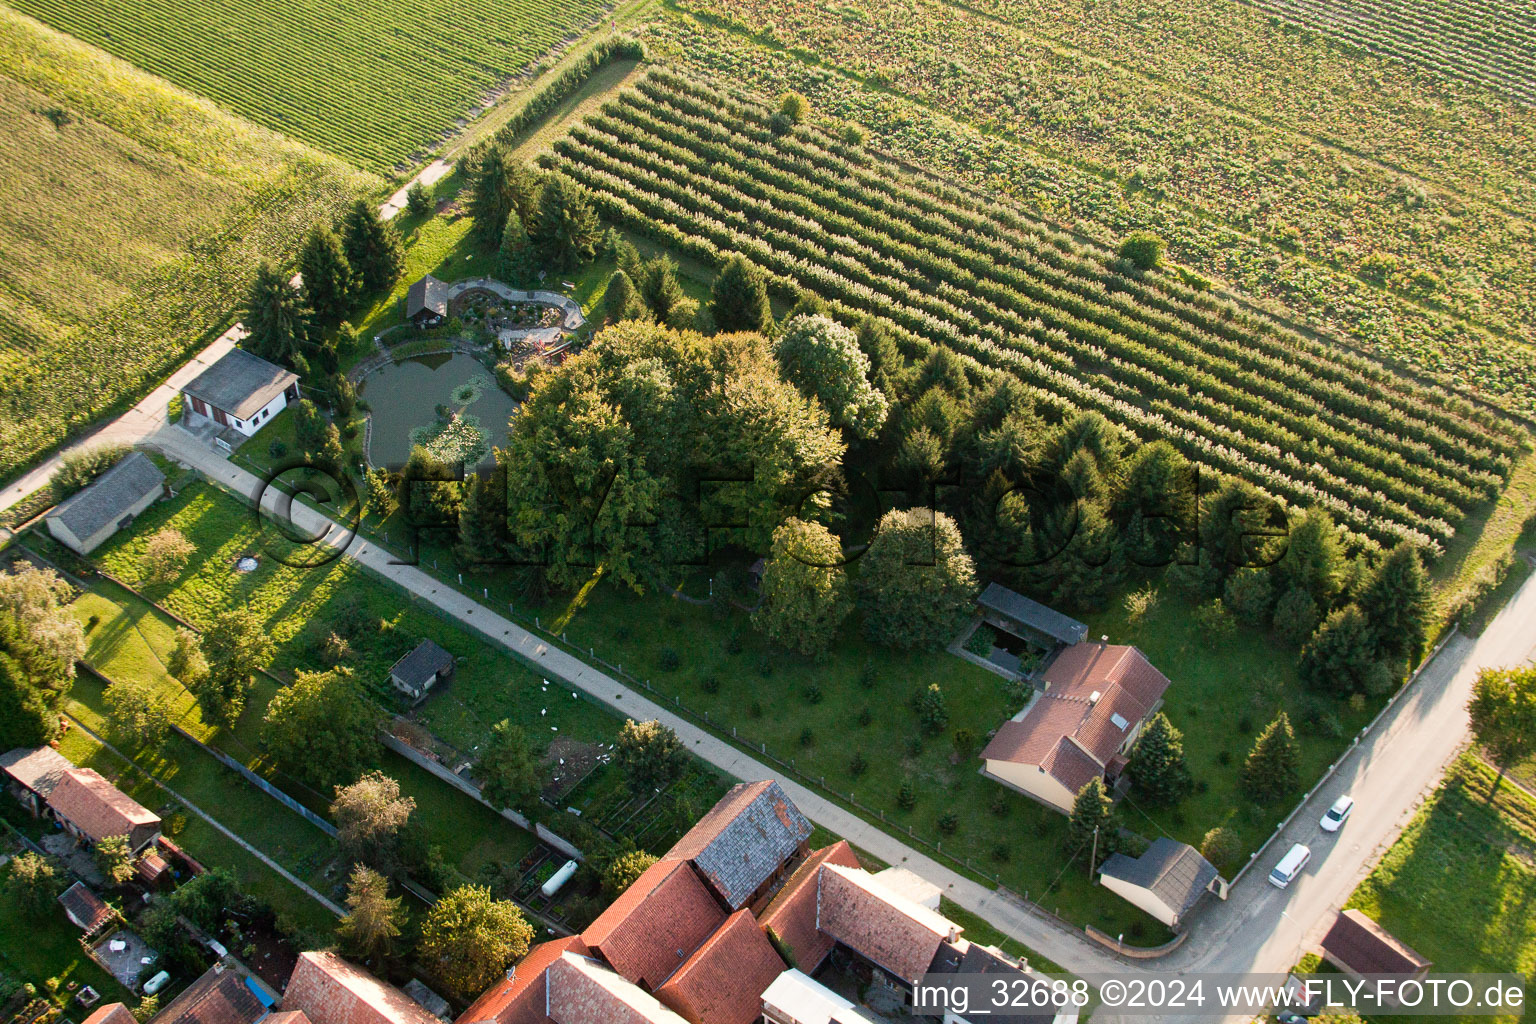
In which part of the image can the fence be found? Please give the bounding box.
[194,734,337,838]
[380,727,584,862]
[1228,625,1459,887]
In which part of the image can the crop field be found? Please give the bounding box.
[1240,0,1536,105]
[551,70,1523,552]
[677,0,1536,349]
[642,16,1536,415]
[9,0,614,172]
[0,9,375,480]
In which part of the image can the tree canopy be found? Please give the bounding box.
[244,262,310,367]
[774,314,889,439]
[615,718,687,795]
[478,720,543,819]
[340,199,405,295]
[1241,712,1300,803]
[332,770,416,877]
[262,667,381,789]
[418,885,534,1002]
[1468,665,1536,787]
[856,507,978,649]
[709,255,774,334]
[752,517,852,656]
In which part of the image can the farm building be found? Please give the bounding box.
[58,880,115,934]
[979,641,1171,814]
[80,1006,137,1024]
[181,348,300,447]
[1097,838,1227,929]
[44,451,165,554]
[388,640,455,703]
[971,583,1088,678]
[406,274,449,327]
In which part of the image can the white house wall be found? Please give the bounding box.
[1098,874,1177,928]
[230,389,291,437]
[982,762,1076,815]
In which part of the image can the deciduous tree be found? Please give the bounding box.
[105,678,174,749]
[262,667,381,789]
[5,852,62,917]
[141,528,194,584]
[1468,665,1536,791]
[602,850,658,898]
[166,627,209,690]
[752,518,852,656]
[197,607,273,726]
[774,314,889,438]
[418,885,533,1002]
[856,508,977,650]
[95,834,135,886]
[0,562,85,685]
[332,771,416,877]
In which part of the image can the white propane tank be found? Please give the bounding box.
[541,859,579,898]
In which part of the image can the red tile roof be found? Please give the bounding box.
[981,642,1170,793]
[283,952,441,1024]
[155,967,267,1024]
[544,954,690,1024]
[266,1014,313,1024]
[655,910,783,1024]
[815,865,954,983]
[1320,910,1431,976]
[81,1004,137,1024]
[757,842,860,973]
[57,880,114,932]
[581,860,725,990]
[457,936,590,1024]
[47,768,160,847]
[0,746,72,798]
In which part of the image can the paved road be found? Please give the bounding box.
[7,337,1535,994]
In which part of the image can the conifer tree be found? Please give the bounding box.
[1241,712,1300,803]
[298,224,355,328]
[1357,542,1432,663]
[1127,712,1193,805]
[1067,777,1116,864]
[341,199,405,294]
[496,210,533,286]
[530,173,601,270]
[603,270,648,323]
[709,255,773,333]
[245,262,309,367]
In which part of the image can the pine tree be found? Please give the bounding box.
[1241,712,1300,804]
[639,256,685,320]
[1276,506,1347,607]
[1067,778,1116,864]
[341,199,405,294]
[855,316,905,397]
[603,270,648,323]
[496,210,532,286]
[1126,712,1193,805]
[457,473,506,567]
[245,262,309,367]
[530,173,601,271]
[1357,542,1432,663]
[298,224,355,328]
[709,255,773,333]
[337,865,404,959]
[478,720,542,819]
[466,147,542,244]
[1299,604,1377,695]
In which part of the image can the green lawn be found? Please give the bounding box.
[1345,755,1536,1024]
[0,857,131,1008]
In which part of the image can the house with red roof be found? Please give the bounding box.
[581,859,727,991]
[980,641,1171,814]
[21,761,163,852]
[282,951,441,1024]
[655,910,785,1024]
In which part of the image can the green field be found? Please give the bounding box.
[0,7,374,480]
[550,69,1522,555]
[1346,755,1536,1023]
[8,0,614,172]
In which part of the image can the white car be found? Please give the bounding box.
[1320,794,1355,832]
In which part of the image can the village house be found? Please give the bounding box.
[1097,838,1228,930]
[180,348,300,450]
[282,951,441,1024]
[388,639,455,704]
[452,779,1077,1024]
[2,748,161,852]
[980,641,1172,814]
[44,451,165,554]
[1317,909,1432,983]
[406,274,449,328]
[83,964,292,1024]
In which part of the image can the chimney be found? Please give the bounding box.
[1088,690,1101,705]
[947,926,959,943]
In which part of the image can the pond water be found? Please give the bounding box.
[360,351,517,470]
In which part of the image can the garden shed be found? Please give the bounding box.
[1098,838,1227,928]
[388,639,455,704]
[405,274,448,327]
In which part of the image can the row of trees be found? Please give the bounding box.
[0,563,85,751]
[463,145,603,280]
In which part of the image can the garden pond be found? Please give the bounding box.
[360,350,517,469]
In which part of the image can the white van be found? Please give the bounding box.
[1268,843,1311,889]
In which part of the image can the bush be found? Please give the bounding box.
[406,182,433,217]
[778,91,809,123]
[849,751,867,776]
[798,726,815,747]
[859,659,877,689]
[803,684,823,705]
[1117,230,1167,270]
[658,647,680,672]
[897,777,916,809]
[1199,826,1243,872]
[53,443,129,498]
[856,705,872,727]
[937,811,959,835]
[989,789,1010,816]
[700,675,720,694]
[991,842,1011,862]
